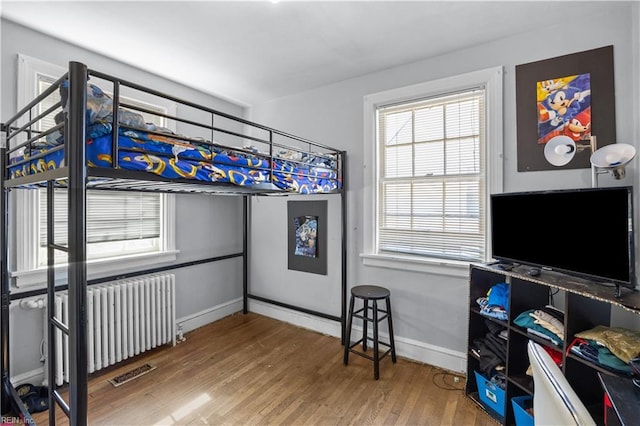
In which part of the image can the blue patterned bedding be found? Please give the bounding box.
[8,82,341,193]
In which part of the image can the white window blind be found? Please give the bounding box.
[38,189,161,262]
[35,76,163,266]
[376,88,486,262]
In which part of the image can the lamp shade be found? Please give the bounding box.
[544,136,576,166]
[590,143,636,169]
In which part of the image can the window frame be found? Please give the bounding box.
[12,54,178,288]
[361,67,503,277]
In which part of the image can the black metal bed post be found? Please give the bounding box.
[0,140,10,413]
[242,196,248,314]
[340,151,347,345]
[67,61,89,426]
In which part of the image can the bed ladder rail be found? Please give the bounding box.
[45,181,73,422]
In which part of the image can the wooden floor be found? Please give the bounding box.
[32,312,494,425]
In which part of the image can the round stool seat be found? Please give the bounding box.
[351,285,390,300]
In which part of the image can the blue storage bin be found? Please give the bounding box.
[512,395,534,426]
[474,370,505,416]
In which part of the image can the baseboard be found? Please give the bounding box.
[248,299,342,338]
[11,367,45,387]
[177,297,243,334]
[393,335,467,373]
[247,298,467,373]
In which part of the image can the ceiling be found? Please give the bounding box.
[1,1,616,106]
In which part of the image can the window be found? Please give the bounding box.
[13,54,177,287]
[362,68,503,277]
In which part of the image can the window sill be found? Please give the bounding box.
[11,250,180,290]
[360,253,470,278]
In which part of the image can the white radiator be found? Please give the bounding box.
[50,273,176,386]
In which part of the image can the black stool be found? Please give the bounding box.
[343,285,397,379]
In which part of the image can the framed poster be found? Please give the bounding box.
[287,200,327,275]
[515,45,616,171]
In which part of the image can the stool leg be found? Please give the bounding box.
[373,300,380,379]
[362,299,369,352]
[386,296,397,363]
[343,295,355,365]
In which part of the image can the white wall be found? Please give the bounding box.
[248,3,639,372]
[1,19,246,381]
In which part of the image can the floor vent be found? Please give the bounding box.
[108,363,157,387]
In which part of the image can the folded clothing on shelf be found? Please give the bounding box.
[575,325,640,364]
[514,309,563,347]
[477,282,509,321]
[567,337,633,375]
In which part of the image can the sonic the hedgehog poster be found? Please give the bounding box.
[537,73,591,145]
[294,215,318,258]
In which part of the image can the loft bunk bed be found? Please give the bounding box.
[0,61,347,425]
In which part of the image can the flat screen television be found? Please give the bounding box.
[490,186,635,291]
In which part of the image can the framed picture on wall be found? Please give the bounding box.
[287,200,327,275]
[515,45,616,172]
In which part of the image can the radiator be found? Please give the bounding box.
[50,273,176,386]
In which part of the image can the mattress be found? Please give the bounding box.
[9,129,340,193]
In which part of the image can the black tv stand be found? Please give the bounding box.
[466,263,640,425]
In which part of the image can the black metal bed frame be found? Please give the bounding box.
[0,61,347,425]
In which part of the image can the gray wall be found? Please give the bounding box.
[248,194,343,318]
[248,2,640,362]
[1,19,245,378]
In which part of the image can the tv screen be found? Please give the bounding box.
[490,187,635,289]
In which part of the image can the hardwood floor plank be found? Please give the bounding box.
[416,370,455,425]
[30,312,494,425]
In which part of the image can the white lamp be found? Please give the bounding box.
[544,136,577,166]
[590,142,636,187]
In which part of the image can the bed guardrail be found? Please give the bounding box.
[2,66,344,196]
